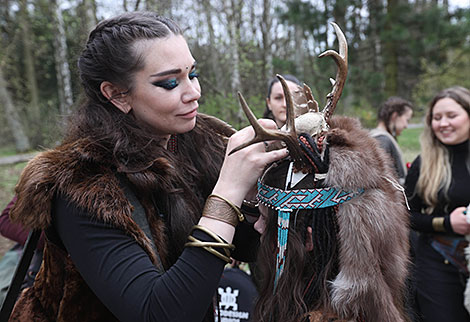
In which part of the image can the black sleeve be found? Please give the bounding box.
[231,221,260,262]
[404,157,452,233]
[52,196,227,322]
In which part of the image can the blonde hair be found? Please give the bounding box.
[416,86,470,214]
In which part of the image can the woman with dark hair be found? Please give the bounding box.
[8,12,287,322]
[263,74,302,128]
[405,86,470,322]
[370,96,413,185]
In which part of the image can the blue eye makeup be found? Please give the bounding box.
[152,67,199,90]
[189,70,199,79]
[153,78,178,90]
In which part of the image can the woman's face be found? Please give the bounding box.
[254,205,268,235]
[266,80,300,128]
[128,35,201,138]
[431,97,470,145]
[391,107,412,136]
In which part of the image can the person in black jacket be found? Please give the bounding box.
[405,86,470,322]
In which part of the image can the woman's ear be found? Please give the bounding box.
[266,97,272,110]
[100,81,132,114]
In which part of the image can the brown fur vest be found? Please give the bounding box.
[321,116,410,321]
[8,115,232,321]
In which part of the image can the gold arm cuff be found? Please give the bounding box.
[184,225,235,263]
[202,194,245,227]
[432,217,446,232]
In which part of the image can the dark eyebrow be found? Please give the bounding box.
[150,61,198,78]
[150,69,182,77]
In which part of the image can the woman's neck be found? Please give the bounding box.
[376,122,388,133]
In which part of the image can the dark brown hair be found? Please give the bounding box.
[377,96,413,138]
[263,74,301,120]
[253,160,340,322]
[66,12,225,262]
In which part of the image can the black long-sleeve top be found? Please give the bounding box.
[405,140,470,235]
[46,195,259,322]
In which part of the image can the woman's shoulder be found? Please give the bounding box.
[10,139,130,230]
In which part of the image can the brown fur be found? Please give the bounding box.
[324,116,410,321]
[8,115,229,321]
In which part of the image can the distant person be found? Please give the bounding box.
[370,96,413,185]
[216,261,258,322]
[405,86,470,322]
[263,74,302,128]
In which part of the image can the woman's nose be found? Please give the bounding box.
[182,80,201,103]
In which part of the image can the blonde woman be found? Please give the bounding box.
[405,86,470,322]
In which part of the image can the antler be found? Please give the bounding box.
[228,23,348,168]
[228,75,304,165]
[319,22,348,121]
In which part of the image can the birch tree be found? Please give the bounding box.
[50,0,73,116]
[224,0,243,125]
[82,0,97,34]
[0,67,31,152]
[201,0,223,88]
[19,0,40,124]
[261,0,273,80]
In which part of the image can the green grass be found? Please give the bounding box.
[397,126,423,165]
[0,163,27,210]
[0,146,21,158]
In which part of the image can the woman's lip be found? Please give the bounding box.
[177,107,198,118]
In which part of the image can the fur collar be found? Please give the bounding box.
[326,116,410,321]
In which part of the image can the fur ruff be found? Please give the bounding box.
[324,116,410,322]
[8,114,229,321]
[10,138,164,264]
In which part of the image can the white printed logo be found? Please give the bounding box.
[218,286,239,311]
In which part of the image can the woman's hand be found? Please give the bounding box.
[450,206,470,235]
[212,119,288,207]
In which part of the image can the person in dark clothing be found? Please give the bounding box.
[405,86,470,322]
[370,96,413,185]
[8,12,287,322]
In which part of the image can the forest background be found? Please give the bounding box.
[0,0,470,213]
[1,0,470,154]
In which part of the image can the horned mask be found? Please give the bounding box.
[229,22,348,170]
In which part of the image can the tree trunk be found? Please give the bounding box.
[201,0,223,88]
[367,0,384,72]
[227,0,243,125]
[383,0,399,96]
[51,0,73,116]
[0,68,31,152]
[261,0,273,80]
[82,0,97,34]
[294,25,304,79]
[19,0,40,124]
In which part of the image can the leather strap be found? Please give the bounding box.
[0,229,41,320]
